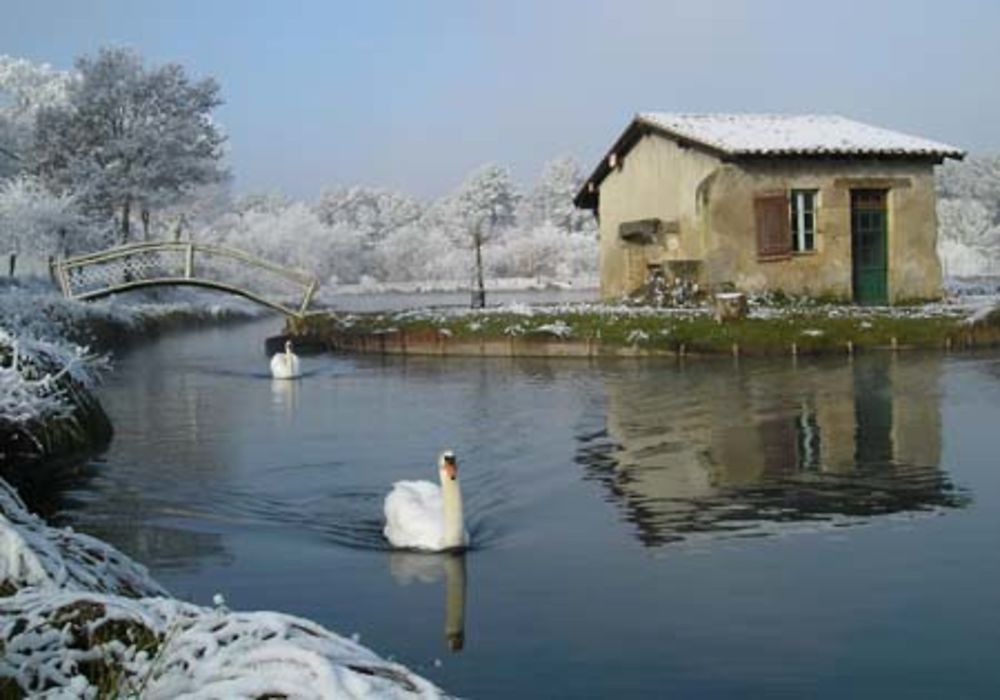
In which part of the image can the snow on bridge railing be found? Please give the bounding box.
[50,241,320,317]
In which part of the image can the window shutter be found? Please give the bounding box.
[755,194,791,258]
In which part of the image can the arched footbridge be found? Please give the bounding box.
[51,242,319,317]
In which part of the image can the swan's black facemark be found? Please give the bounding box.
[442,452,458,480]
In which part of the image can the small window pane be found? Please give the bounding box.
[790,189,817,251]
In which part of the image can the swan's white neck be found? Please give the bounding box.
[439,470,464,550]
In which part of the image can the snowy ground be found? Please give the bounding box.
[341,288,999,331]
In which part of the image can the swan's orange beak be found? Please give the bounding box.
[443,457,457,480]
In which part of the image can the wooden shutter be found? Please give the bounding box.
[755,193,791,258]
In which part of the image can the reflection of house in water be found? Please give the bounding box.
[578,355,966,546]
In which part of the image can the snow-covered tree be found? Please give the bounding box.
[31,47,227,243]
[146,180,234,242]
[315,186,423,239]
[376,223,461,282]
[314,185,425,276]
[522,156,593,234]
[453,164,518,306]
[0,175,84,275]
[208,198,362,287]
[0,55,73,179]
[936,197,1000,277]
[937,156,1000,214]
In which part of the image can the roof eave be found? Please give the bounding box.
[573,115,729,210]
[574,116,967,210]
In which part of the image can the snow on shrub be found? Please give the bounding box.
[0,478,444,698]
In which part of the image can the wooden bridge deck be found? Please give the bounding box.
[51,242,319,317]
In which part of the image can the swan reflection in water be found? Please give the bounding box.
[270,376,299,423]
[578,354,969,545]
[389,551,468,652]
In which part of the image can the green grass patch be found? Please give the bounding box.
[294,307,977,356]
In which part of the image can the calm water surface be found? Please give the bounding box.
[37,318,1000,698]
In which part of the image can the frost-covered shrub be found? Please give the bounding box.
[0,477,445,698]
[0,328,106,425]
[0,317,111,467]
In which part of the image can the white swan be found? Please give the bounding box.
[270,340,301,380]
[384,450,468,551]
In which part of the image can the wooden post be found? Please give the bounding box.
[184,243,195,279]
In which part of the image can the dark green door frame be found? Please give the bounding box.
[851,190,889,305]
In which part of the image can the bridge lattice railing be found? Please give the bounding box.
[51,242,319,317]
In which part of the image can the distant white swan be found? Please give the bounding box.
[270,340,301,380]
[384,450,468,551]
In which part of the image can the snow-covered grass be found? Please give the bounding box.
[326,275,597,297]
[295,288,1000,357]
[0,478,444,698]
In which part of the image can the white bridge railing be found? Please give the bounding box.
[51,242,319,317]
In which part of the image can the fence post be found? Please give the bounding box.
[184,243,195,279]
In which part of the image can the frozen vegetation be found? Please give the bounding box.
[0,279,260,472]
[2,49,597,300]
[0,479,444,698]
[937,155,1000,277]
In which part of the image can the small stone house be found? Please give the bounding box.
[574,114,965,304]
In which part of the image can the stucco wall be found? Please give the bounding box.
[596,134,721,298]
[702,159,941,302]
[596,131,943,303]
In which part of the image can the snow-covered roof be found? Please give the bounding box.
[637,113,965,159]
[574,112,965,209]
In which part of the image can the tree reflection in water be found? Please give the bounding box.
[576,354,969,546]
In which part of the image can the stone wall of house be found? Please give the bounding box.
[596,131,944,303]
[702,158,942,302]
[596,134,721,298]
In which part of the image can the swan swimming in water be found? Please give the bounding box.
[384,450,468,551]
[270,340,301,380]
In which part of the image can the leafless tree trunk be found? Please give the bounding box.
[121,197,132,244]
[471,228,485,309]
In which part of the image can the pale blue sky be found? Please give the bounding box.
[2,0,997,198]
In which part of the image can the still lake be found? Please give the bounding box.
[36,315,1000,698]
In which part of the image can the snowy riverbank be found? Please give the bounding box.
[291,290,1000,358]
[0,285,447,697]
[0,478,444,698]
[0,282,262,471]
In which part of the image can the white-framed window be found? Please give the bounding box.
[790,189,817,252]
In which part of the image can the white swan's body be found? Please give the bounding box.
[384,451,468,551]
[270,340,301,380]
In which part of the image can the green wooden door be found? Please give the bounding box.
[851,190,888,305]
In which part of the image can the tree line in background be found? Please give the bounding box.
[0,48,597,292]
[4,46,1000,293]
[936,156,1000,277]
